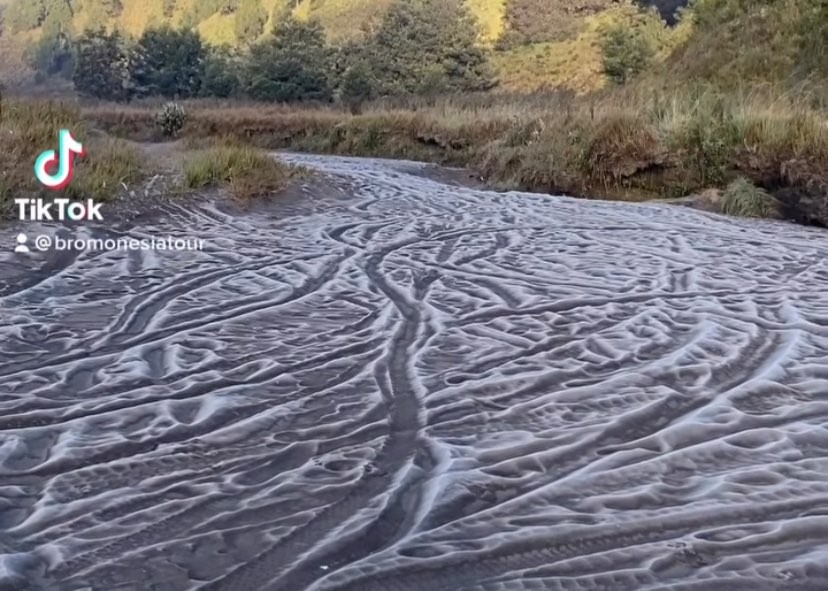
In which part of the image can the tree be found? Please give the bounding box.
[340,61,376,113]
[201,46,242,97]
[600,24,654,84]
[365,0,496,96]
[243,18,333,102]
[73,28,132,101]
[27,30,74,79]
[133,26,206,98]
[234,0,266,44]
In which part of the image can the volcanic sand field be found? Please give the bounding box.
[1,154,828,590]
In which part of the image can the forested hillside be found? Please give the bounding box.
[0,0,825,98]
[0,0,695,91]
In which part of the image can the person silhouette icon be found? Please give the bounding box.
[15,233,30,253]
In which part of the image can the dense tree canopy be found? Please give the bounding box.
[133,26,206,98]
[243,18,333,102]
[366,0,496,95]
[73,28,132,101]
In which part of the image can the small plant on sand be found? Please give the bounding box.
[183,145,295,199]
[721,177,779,218]
[156,102,188,137]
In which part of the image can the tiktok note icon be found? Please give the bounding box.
[15,233,30,253]
[34,129,85,190]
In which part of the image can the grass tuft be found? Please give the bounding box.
[68,138,144,202]
[183,144,296,199]
[721,177,779,218]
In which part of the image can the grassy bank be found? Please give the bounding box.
[0,101,303,218]
[0,101,144,216]
[83,85,828,210]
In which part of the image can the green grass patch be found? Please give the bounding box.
[183,144,296,199]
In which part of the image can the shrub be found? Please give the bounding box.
[601,24,655,85]
[156,102,188,137]
[0,101,143,211]
[721,177,779,218]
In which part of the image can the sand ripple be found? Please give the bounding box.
[1,154,827,591]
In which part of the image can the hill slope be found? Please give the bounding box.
[1,0,824,98]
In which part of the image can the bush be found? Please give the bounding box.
[0,101,143,212]
[156,102,188,137]
[66,137,143,202]
[721,177,779,218]
[601,24,654,85]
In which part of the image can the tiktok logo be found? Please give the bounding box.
[34,129,85,190]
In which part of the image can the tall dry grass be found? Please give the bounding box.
[0,101,144,217]
[183,144,297,199]
[82,84,828,203]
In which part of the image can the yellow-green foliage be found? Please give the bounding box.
[491,5,678,94]
[198,13,238,45]
[2,0,826,98]
[289,0,503,42]
[292,0,393,41]
[467,0,506,42]
[664,0,826,91]
[120,0,166,36]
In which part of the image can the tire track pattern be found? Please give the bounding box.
[0,154,827,591]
